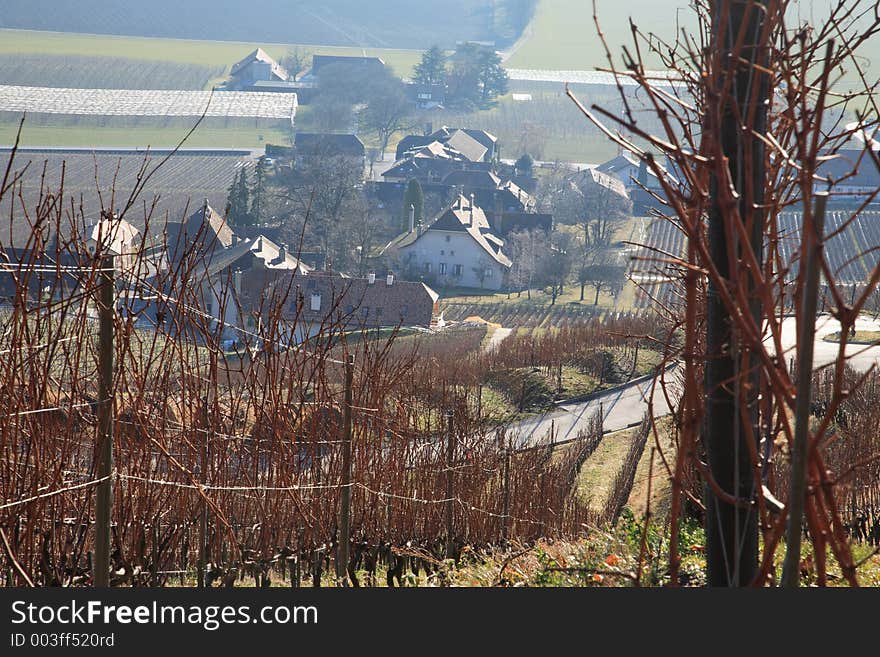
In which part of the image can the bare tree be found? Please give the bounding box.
[576,0,880,586]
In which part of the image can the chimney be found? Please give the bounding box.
[232,233,239,246]
[408,204,415,233]
[386,271,394,286]
[233,268,242,296]
[278,242,287,263]
[256,235,263,251]
[368,271,376,284]
[469,193,475,223]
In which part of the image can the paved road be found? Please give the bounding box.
[768,313,880,372]
[499,313,880,450]
[507,365,678,448]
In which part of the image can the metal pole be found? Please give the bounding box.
[445,409,455,559]
[337,354,354,585]
[94,254,114,587]
[781,193,827,587]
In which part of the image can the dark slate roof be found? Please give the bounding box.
[817,149,880,189]
[396,135,434,161]
[295,133,365,158]
[164,203,236,265]
[240,270,437,329]
[441,169,501,189]
[311,55,386,74]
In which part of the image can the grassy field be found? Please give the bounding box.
[505,0,693,70]
[506,0,879,84]
[0,29,422,79]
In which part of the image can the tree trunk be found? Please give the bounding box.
[703,0,769,587]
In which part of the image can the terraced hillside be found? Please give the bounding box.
[630,211,880,309]
[0,148,255,246]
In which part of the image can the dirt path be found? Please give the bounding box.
[485,327,513,353]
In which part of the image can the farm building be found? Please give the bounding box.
[382,194,512,291]
[228,48,290,88]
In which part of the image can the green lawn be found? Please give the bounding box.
[0,29,421,78]
[822,330,880,345]
[506,0,879,85]
[505,0,693,71]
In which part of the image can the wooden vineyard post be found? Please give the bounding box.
[501,448,511,546]
[337,354,354,585]
[94,254,114,587]
[781,192,827,587]
[445,409,455,560]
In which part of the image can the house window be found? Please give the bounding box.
[310,293,321,311]
[361,306,370,317]
[440,250,445,255]
[450,250,455,256]
[423,262,432,273]
[346,305,354,314]
[401,304,408,316]
[376,307,383,317]
[453,264,463,277]
[485,268,494,278]
[439,263,447,275]
[445,235,451,242]
[307,279,316,289]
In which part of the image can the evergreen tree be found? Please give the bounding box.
[402,179,424,232]
[476,49,509,104]
[226,168,252,226]
[446,43,509,109]
[413,45,448,86]
[250,157,267,225]
[515,153,534,176]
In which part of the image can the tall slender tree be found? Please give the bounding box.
[226,167,252,226]
[249,157,267,226]
[401,179,424,233]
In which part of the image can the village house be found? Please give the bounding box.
[162,204,311,340]
[409,83,446,110]
[395,126,498,163]
[306,54,387,78]
[238,269,439,344]
[382,194,512,291]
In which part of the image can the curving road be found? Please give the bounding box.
[507,365,678,448]
[500,313,880,449]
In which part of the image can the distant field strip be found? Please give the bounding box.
[0,86,297,120]
[507,69,677,86]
